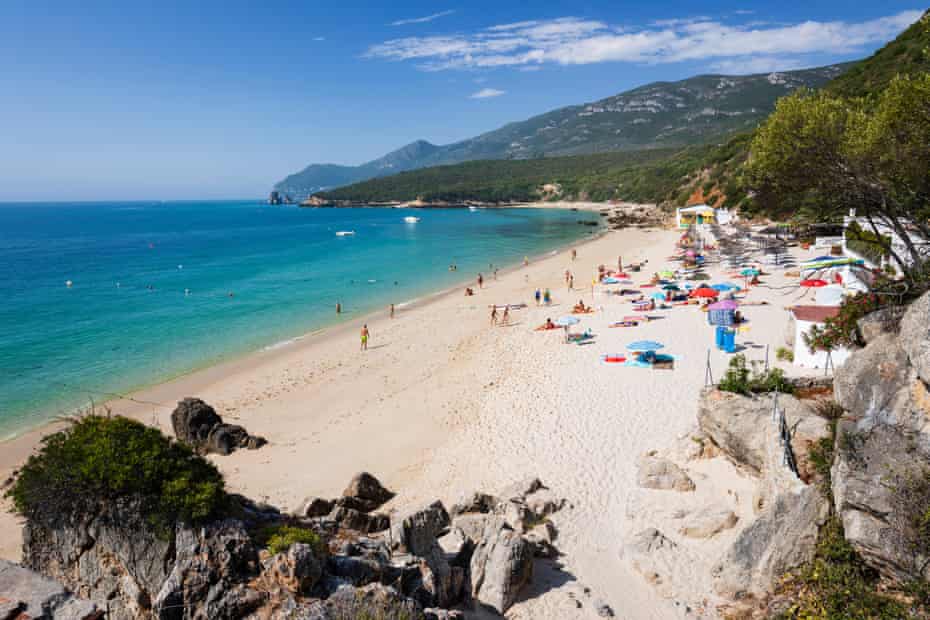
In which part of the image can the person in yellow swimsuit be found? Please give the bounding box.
[360,324,369,351]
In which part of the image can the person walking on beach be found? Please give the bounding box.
[501,305,510,326]
[494,268,498,280]
[569,274,574,290]
[360,324,369,351]
[490,305,498,326]
[571,248,577,261]
[523,256,529,267]
[543,288,551,305]
[564,269,570,286]
[336,302,342,314]
[478,273,484,289]
[389,303,395,319]
[534,288,541,306]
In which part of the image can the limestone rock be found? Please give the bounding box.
[390,501,450,556]
[261,543,323,595]
[858,306,904,344]
[449,492,498,517]
[327,506,389,534]
[0,559,99,620]
[469,519,533,614]
[170,397,266,455]
[713,483,827,598]
[679,507,738,539]
[832,333,911,426]
[900,290,930,383]
[153,519,263,619]
[524,488,565,518]
[323,583,423,619]
[832,422,930,581]
[342,472,395,511]
[294,496,335,518]
[524,521,559,558]
[626,528,679,587]
[698,389,827,476]
[452,513,506,545]
[498,477,544,502]
[637,455,696,492]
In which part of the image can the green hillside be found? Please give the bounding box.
[826,10,930,98]
[278,64,846,197]
[318,136,751,207]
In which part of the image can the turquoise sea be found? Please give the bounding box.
[0,201,596,438]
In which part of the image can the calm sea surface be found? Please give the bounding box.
[0,201,597,437]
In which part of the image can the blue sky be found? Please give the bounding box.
[0,1,923,201]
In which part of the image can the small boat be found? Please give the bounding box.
[468,206,479,212]
[335,231,355,237]
[403,216,420,223]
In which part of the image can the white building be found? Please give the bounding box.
[788,305,853,370]
[676,204,717,229]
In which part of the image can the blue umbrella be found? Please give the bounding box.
[602,277,621,284]
[711,283,738,291]
[651,292,666,301]
[555,316,580,327]
[740,268,760,277]
[627,340,664,351]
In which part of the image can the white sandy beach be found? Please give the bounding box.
[0,214,823,618]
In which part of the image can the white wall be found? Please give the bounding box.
[792,318,852,370]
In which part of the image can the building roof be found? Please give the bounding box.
[678,205,715,214]
[790,305,841,323]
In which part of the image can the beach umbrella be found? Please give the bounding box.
[659,270,675,279]
[708,300,739,310]
[651,292,666,301]
[690,288,719,298]
[800,279,828,288]
[683,283,695,290]
[602,277,621,284]
[740,268,760,277]
[554,316,580,327]
[627,340,664,351]
[662,284,680,291]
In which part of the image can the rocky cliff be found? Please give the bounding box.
[18,469,565,619]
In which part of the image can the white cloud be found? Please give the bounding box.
[710,55,807,74]
[391,10,456,27]
[367,10,923,72]
[469,88,505,99]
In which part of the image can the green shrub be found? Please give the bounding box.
[7,415,226,535]
[775,346,794,362]
[718,355,795,395]
[256,524,326,556]
[776,517,907,619]
[804,293,888,352]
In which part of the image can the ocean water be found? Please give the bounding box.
[0,201,597,437]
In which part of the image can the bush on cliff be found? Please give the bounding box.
[7,415,226,534]
[256,524,326,556]
[718,354,794,396]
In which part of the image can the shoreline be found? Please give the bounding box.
[0,210,610,444]
[0,219,615,495]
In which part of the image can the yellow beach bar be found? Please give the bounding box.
[675,204,717,229]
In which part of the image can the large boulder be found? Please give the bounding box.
[153,519,263,619]
[831,422,930,581]
[636,455,695,492]
[342,472,395,512]
[899,290,930,383]
[390,501,450,557]
[713,483,827,598]
[0,559,100,620]
[698,389,827,476]
[469,519,533,614]
[170,397,222,446]
[170,397,266,455]
[260,542,324,595]
[23,497,175,619]
[832,333,911,426]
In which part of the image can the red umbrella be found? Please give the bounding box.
[690,288,719,298]
[800,279,828,288]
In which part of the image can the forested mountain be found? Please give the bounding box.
[275,64,847,197]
